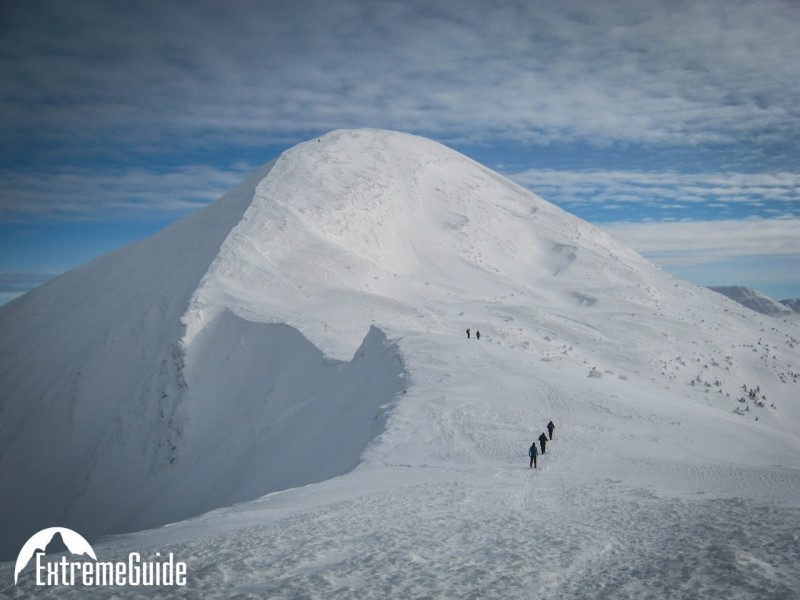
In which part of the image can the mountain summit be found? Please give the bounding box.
[1,130,798,594]
[185,129,654,357]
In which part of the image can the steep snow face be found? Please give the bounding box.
[2,130,799,593]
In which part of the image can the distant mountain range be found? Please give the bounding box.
[780,297,800,312]
[708,286,799,318]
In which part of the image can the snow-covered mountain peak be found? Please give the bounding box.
[231,128,639,279]
[184,128,652,357]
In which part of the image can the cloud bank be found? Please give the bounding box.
[510,169,800,218]
[603,217,800,298]
[605,217,799,264]
[0,165,252,221]
[2,0,798,157]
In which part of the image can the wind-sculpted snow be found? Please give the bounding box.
[136,313,406,531]
[2,130,799,597]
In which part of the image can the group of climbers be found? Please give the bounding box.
[459,328,556,472]
[528,420,555,469]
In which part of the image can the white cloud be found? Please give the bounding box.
[600,216,800,297]
[0,165,252,221]
[1,0,798,153]
[603,217,800,266]
[510,169,800,211]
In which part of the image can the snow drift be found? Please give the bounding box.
[2,130,799,597]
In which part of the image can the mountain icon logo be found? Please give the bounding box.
[14,527,96,585]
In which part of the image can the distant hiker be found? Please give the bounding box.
[547,420,555,440]
[538,432,548,455]
[528,442,539,469]
[466,328,471,339]
[476,330,481,340]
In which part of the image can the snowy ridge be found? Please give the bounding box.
[2,130,800,597]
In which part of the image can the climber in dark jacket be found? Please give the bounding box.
[547,420,555,440]
[538,432,548,454]
[528,442,539,469]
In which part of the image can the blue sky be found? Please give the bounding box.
[1,0,798,306]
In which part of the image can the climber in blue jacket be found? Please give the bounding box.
[528,441,539,469]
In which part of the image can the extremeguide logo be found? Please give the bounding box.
[14,527,187,588]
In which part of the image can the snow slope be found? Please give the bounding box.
[2,129,799,598]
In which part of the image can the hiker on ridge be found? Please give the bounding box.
[528,441,539,469]
[547,420,555,440]
[466,328,471,339]
[538,432,548,455]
